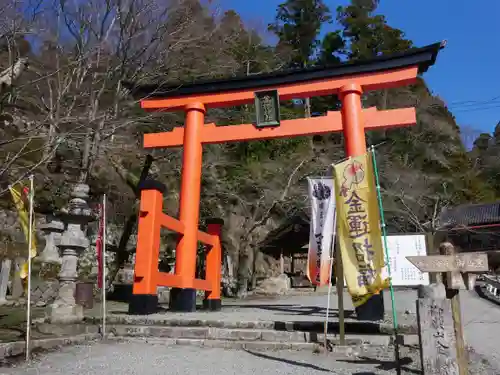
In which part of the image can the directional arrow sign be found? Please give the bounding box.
[406,253,488,273]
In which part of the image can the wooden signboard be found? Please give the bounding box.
[406,253,488,273]
[417,284,459,375]
[406,253,488,290]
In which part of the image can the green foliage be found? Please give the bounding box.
[317,31,344,65]
[336,0,412,60]
[269,0,332,68]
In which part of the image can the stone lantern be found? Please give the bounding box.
[38,219,64,264]
[49,183,93,323]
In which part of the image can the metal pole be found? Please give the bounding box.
[370,146,400,374]
[102,194,107,338]
[25,175,34,361]
[323,210,337,349]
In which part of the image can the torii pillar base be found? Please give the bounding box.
[355,292,385,321]
[128,294,158,315]
[169,288,197,312]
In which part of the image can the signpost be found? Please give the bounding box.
[406,252,488,289]
[407,246,489,375]
[417,283,459,375]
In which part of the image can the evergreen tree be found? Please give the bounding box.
[269,0,332,117]
[317,31,344,65]
[269,0,332,69]
[309,31,344,116]
[336,0,412,60]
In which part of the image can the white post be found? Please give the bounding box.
[102,194,107,338]
[323,210,337,349]
[25,175,34,361]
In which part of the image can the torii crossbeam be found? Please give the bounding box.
[125,41,444,315]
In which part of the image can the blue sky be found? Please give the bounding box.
[220,0,500,139]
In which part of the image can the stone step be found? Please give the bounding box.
[85,315,417,335]
[108,324,418,346]
[0,333,100,361]
[114,336,371,355]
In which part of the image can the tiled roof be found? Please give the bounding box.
[438,202,500,229]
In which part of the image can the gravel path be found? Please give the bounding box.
[4,339,497,375]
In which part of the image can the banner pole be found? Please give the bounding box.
[25,175,34,361]
[102,194,107,338]
[336,239,345,345]
[323,210,337,349]
[370,146,400,373]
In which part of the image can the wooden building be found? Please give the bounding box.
[438,202,500,252]
[260,201,500,281]
[438,202,500,271]
[259,212,310,276]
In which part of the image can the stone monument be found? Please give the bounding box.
[49,183,92,323]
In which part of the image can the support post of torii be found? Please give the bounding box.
[125,41,445,315]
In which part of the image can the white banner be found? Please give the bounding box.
[307,177,336,286]
[383,234,429,286]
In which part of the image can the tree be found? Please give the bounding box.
[332,1,495,233]
[310,31,344,116]
[269,0,332,117]
[336,0,412,60]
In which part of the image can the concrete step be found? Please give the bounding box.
[108,324,419,346]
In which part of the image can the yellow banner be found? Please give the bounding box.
[333,152,389,307]
[8,184,36,279]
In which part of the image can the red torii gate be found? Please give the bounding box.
[126,42,444,315]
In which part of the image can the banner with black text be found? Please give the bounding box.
[307,177,336,286]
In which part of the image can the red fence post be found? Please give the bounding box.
[203,218,224,311]
[128,180,166,315]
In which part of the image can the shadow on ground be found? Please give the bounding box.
[227,303,356,319]
[243,349,416,374]
[337,356,419,375]
[243,349,332,372]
